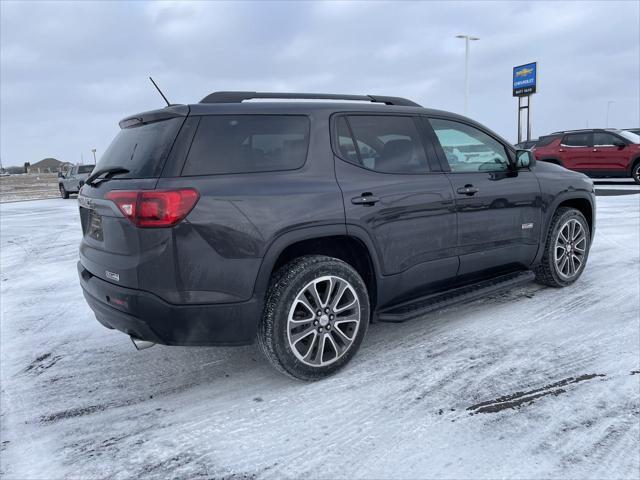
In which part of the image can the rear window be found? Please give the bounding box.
[535,135,560,147]
[78,165,95,174]
[95,117,184,178]
[182,115,310,176]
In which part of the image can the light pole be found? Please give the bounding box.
[456,34,480,115]
[91,148,97,164]
[606,101,615,127]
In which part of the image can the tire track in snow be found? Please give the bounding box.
[466,373,606,414]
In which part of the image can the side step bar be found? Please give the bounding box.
[377,270,536,323]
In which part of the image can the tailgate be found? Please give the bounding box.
[78,180,169,290]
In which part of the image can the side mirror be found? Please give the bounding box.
[613,140,626,148]
[515,149,535,169]
[58,172,64,179]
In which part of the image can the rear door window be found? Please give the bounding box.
[78,165,95,174]
[562,132,592,147]
[96,117,184,178]
[337,115,429,174]
[182,115,310,176]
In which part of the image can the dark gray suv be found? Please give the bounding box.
[77,92,595,380]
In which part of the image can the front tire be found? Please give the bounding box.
[258,255,369,381]
[534,207,591,287]
[59,185,69,199]
[631,160,640,185]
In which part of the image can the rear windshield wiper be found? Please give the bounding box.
[85,166,130,186]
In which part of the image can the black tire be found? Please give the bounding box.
[534,207,591,288]
[257,255,370,381]
[631,160,640,185]
[59,185,69,199]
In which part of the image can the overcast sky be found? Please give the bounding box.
[1,0,639,167]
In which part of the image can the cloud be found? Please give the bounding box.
[1,0,638,166]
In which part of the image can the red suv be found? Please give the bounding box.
[533,129,640,184]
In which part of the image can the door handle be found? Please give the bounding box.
[558,149,565,152]
[592,149,598,152]
[456,185,479,196]
[351,193,380,206]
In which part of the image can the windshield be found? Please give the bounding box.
[618,130,640,144]
[95,117,184,178]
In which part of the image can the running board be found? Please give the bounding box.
[377,270,536,323]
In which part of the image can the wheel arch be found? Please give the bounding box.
[254,226,381,311]
[629,155,640,175]
[534,192,595,266]
[556,197,594,237]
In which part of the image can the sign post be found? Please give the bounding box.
[513,62,537,143]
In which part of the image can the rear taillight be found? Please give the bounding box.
[105,188,199,228]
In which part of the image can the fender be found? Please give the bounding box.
[628,154,640,175]
[533,190,595,265]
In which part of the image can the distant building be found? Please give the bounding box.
[27,158,72,174]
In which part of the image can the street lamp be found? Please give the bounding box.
[606,101,615,127]
[91,148,97,164]
[456,34,480,115]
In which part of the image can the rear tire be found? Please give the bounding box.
[258,255,369,381]
[534,207,591,287]
[59,185,69,199]
[632,160,640,185]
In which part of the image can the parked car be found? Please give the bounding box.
[533,128,640,184]
[77,92,595,380]
[624,128,640,136]
[514,139,538,149]
[58,164,95,198]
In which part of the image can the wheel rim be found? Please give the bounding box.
[634,164,640,180]
[554,219,587,280]
[287,275,361,367]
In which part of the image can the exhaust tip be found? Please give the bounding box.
[130,336,155,350]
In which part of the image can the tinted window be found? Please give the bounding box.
[183,115,309,176]
[620,130,640,143]
[593,132,622,146]
[429,118,510,172]
[341,116,429,174]
[337,117,358,163]
[78,165,94,174]
[536,135,561,147]
[562,132,592,147]
[96,117,184,178]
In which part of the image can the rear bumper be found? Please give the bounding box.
[78,262,262,346]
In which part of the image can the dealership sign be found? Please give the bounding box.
[513,62,537,96]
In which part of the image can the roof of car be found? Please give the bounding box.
[550,128,622,135]
[119,92,514,149]
[189,100,442,116]
[199,91,421,107]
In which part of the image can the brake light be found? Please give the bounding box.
[105,188,199,228]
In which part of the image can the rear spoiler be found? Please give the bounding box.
[119,105,189,129]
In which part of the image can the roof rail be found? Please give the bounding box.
[199,91,421,107]
[550,128,612,135]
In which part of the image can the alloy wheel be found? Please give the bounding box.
[554,219,587,280]
[287,275,361,367]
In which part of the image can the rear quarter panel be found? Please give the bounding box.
[154,109,345,303]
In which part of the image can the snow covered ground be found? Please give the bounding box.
[1,195,639,480]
